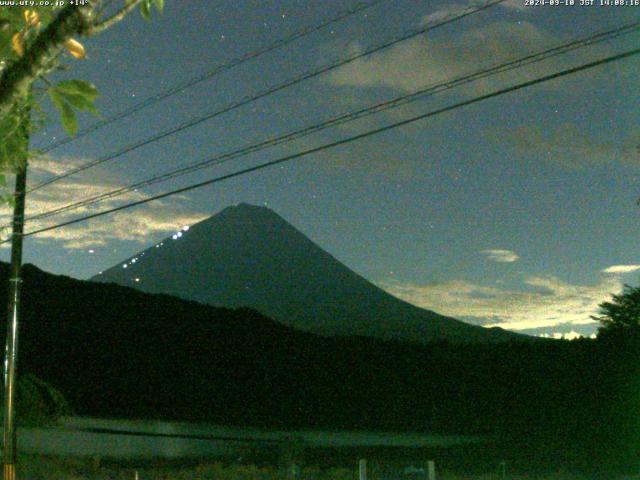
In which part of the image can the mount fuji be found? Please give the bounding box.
[92,203,520,343]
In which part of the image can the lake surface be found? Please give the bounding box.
[17,417,483,458]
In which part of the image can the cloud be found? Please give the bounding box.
[498,123,640,168]
[0,156,208,250]
[421,3,471,24]
[498,0,529,10]
[29,157,77,176]
[286,117,431,181]
[325,19,575,96]
[481,249,519,263]
[539,330,594,340]
[516,321,599,338]
[422,0,528,25]
[381,275,621,334]
[602,264,640,274]
[28,208,208,250]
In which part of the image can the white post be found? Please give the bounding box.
[359,459,367,480]
[427,460,435,480]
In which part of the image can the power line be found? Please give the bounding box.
[11,47,639,243]
[28,0,506,193]
[39,0,391,154]
[21,21,640,224]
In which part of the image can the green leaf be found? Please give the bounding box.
[48,80,100,133]
[1,9,25,24]
[152,0,164,13]
[56,91,99,116]
[49,90,78,137]
[55,80,98,102]
[140,0,151,20]
[0,109,28,172]
[58,101,78,137]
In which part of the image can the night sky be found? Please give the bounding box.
[2,0,638,338]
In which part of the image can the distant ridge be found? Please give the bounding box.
[92,203,521,343]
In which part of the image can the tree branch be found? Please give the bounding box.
[0,0,145,119]
[0,4,93,118]
[86,0,144,35]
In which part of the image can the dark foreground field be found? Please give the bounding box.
[17,454,635,480]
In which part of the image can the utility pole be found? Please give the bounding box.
[2,104,29,480]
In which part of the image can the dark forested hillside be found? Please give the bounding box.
[0,262,637,473]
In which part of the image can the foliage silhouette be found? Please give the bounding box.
[593,284,640,339]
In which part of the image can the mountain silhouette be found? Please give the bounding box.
[92,203,519,343]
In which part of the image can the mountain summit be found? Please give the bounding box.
[92,203,518,343]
